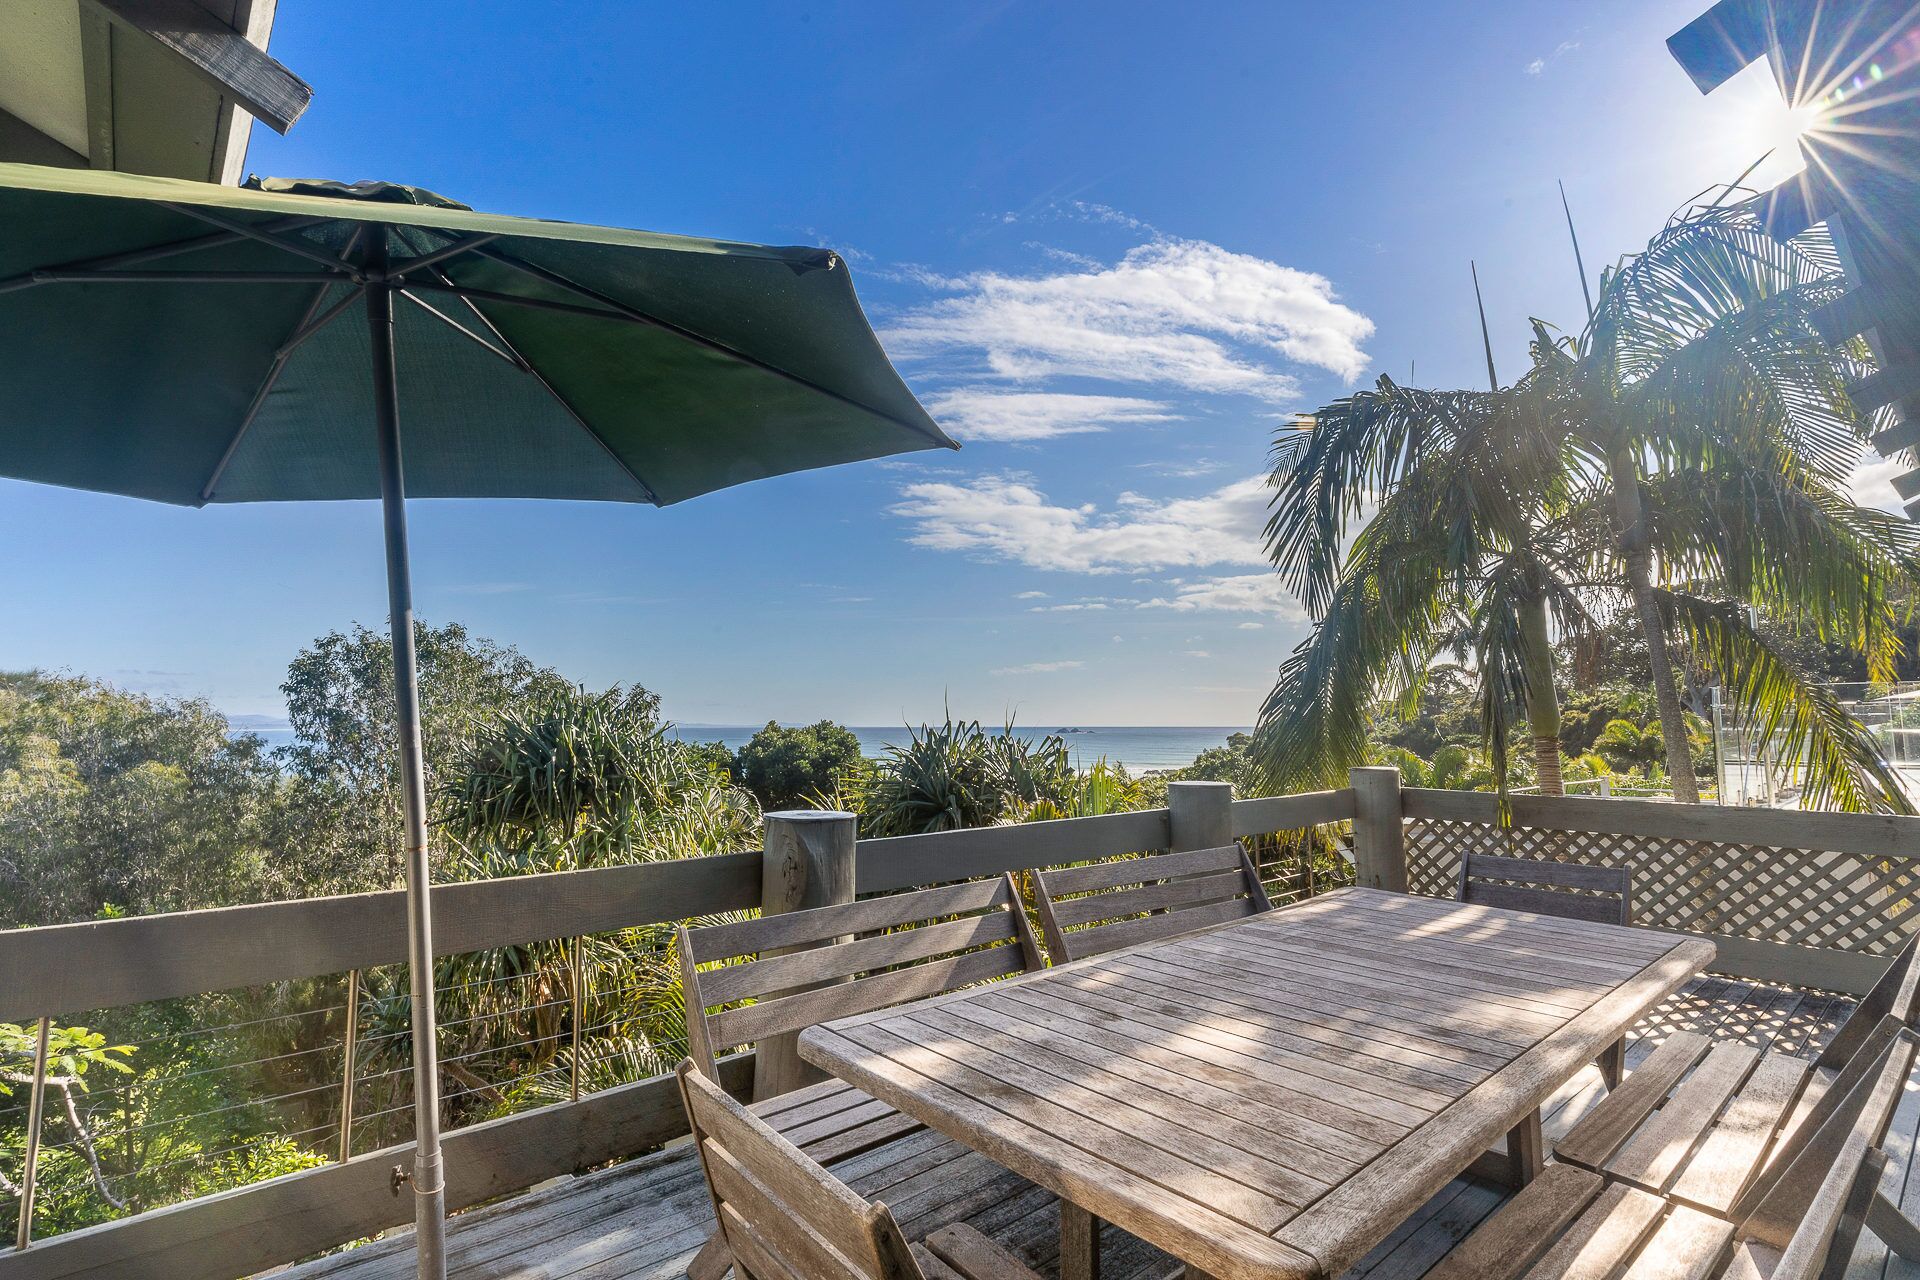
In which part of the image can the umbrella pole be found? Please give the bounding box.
[367,243,449,1280]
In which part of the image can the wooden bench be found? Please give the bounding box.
[678,874,1047,1280]
[678,1062,1045,1280]
[1428,1015,1920,1280]
[1459,851,1635,1089]
[1031,843,1271,963]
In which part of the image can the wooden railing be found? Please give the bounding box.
[0,782,1353,1280]
[8,768,1918,1279]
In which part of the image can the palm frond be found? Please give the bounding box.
[1661,590,1913,814]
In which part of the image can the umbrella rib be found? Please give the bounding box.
[420,264,662,504]
[397,290,526,369]
[2,268,351,295]
[388,233,501,279]
[198,226,372,504]
[469,246,958,451]
[0,216,334,292]
[160,202,362,276]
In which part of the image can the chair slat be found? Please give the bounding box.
[712,947,1026,1047]
[1518,1181,1666,1280]
[1558,1032,1713,1171]
[704,1140,882,1280]
[681,872,1043,1081]
[1045,868,1250,928]
[688,878,1016,963]
[1616,1204,1734,1280]
[1052,894,1259,963]
[1464,882,1631,925]
[1032,844,1267,962]
[1669,1052,1810,1216]
[698,911,1019,1007]
[1466,853,1632,894]
[1609,1043,1760,1193]
[1038,844,1243,896]
[1426,1163,1604,1280]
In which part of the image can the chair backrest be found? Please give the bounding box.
[1456,852,1631,926]
[1032,843,1271,964]
[1732,1024,1919,1280]
[1813,932,1920,1075]
[677,1060,925,1280]
[678,871,1045,1078]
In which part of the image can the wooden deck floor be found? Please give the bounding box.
[277,977,1860,1280]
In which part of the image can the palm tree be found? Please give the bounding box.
[1256,198,1920,812]
[1256,372,1589,796]
[1538,201,1920,810]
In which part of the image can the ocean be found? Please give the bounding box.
[672,725,1248,774]
[239,724,1248,775]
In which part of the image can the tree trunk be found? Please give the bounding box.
[1517,590,1564,796]
[1608,452,1701,803]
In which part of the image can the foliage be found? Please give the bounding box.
[850,716,1074,837]
[1255,195,1920,811]
[731,720,864,810]
[1011,758,1145,822]
[0,673,299,926]
[279,621,576,888]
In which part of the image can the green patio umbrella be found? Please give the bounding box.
[0,162,955,1278]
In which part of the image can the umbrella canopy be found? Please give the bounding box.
[0,162,952,1280]
[0,164,953,506]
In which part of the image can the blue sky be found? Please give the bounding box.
[0,0,1865,728]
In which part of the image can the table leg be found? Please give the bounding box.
[1598,1038,1626,1091]
[1507,1107,1544,1188]
[1060,1201,1100,1280]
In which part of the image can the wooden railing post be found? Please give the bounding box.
[1168,780,1233,851]
[754,810,857,1101]
[1350,766,1408,893]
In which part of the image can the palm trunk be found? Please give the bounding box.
[1517,590,1564,796]
[1607,451,1700,803]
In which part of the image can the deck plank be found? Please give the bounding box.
[279,975,1856,1280]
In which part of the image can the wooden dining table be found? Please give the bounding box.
[799,885,1716,1280]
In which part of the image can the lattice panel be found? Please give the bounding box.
[1404,818,1920,957]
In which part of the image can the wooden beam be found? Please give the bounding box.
[0,851,760,1022]
[1230,789,1356,837]
[1400,788,1920,863]
[855,808,1172,893]
[1851,361,1920,415]
[0,1054,753,1280]
[85,0,312,135]
[1666,0,1770,94]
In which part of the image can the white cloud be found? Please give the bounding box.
[1848,447,1907,514]
[892,474,1272,574]
[1526,39,1580,75]
[1014,590,1049,599]
[1140,573,1306,619]
[886,238,1373,398]
[1184,650,1213,658]
[991,660,1085,675]
[1188,685,1261,695]
[1031,601,1112,612]
[1237,621,1264,630]
[927,390,1177,442]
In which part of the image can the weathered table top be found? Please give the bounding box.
[799,886,1717,1280]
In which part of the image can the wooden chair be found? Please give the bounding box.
[678,1061,1045,1280]
[679,875,1046,1280]
[1031,843,1271,964]
[1427,1022,1920,1280]
[1459,852,1634,1088]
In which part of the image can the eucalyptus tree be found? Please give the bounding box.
[1255,373,1589,796]
[1540,203,1920,810]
